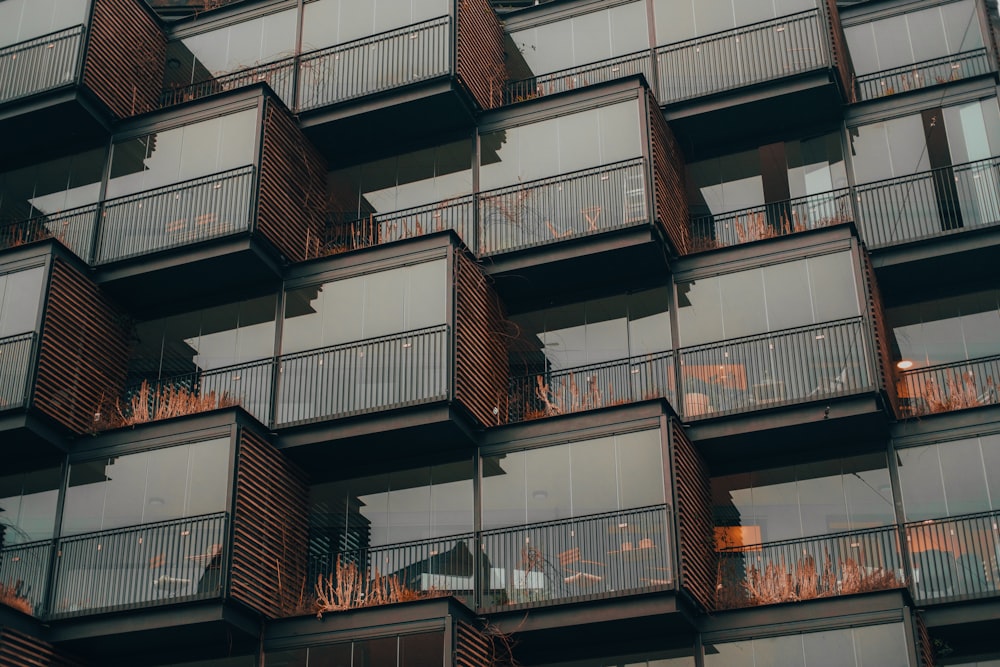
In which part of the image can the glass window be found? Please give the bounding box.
[302,0,448,52]
[704,623,910,667]
[849,114,930,184]
[898,435,1000,521]
[0,466,61,543]
[0,0,88,47]
[0,266,46,337]
[888,289,1000,369]
[0,148,105,223]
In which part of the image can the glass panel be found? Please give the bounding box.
[572,10,612,66]
[843,453,894,530]
[610,2,649,55]
[143,446,192,524]
[982,434,1000,511]
[308,643,351,666]
[802,629,858,667]
[354,636,397,667]
[871,15,912,72]
[703,640,753,667]
[941,0,985,53]
[482,451,526,530]
[264,649,308,667]
[848,122,894,184]
[940,437,991,516]
[898,445,948,521]
[388,468,431,544]
[808,252,860,322]
[62,460,109,535]
[906,6,948,64]
[600,99,643,164]
[695,0,735,36]
[101,453,148,530]
[751,466,802,541]
[186,438,231,517]
[525,444,571,524]
[719,269,766,339]
[853,623,909,667]
[752,635,805,667]
[796,459,849,537]
[628,287,672,354]
[0,266,45,337]
[763,259,812,331]
[653,0,696,46]
[676,277,724,346]
[571,436,618,516]
[845,24,879,76]
[404,260,447,331]
[399,631,445,667]
[430,461,473,538]
[616,430,666,509]
[0,466,60,543]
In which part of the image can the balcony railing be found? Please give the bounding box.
[0,332,35,411]
[655,9,827,104]
[716,525,904,610]
[897,354,1000,418]
[49,513,228,619]
[161,56,297,109]
[478,158,648,256]
[855,157,1000,249]
[856,48,992,102]
[679,317,873,419]
[507,351,674,424]
[0,539,51,617]
[319,195,476,256]
[0,204,99,259]
[297,16,452,112]
[95,166,256,264]
[0,26,83,105]
[274,325,450,427]
[689,188,852,252]
[906,510,1000,604]
[504,50,652,105]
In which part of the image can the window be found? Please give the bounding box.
[897,434,1000,521]
[704,624,910,667]
[889,289,1000,369]
[652,0,815,47]
[0,466,61,543]
[0,0,89,48]
[266,632,445,667]
[301,0,450,52]
[0,266,45,337]
[0,148,105,223]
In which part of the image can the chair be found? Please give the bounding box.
[558,547,604,586]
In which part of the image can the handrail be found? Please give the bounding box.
[160,55,297,108]
[903,509,1000,604]
[0,537,51,617]
[856,48,991,101]
[0,25,83,104]
[0,203,99,259]
[504,50,652,104]
[897,354,1000,417]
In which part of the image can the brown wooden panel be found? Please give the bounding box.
[456,0,508,110]
[860,246,899,417]
[83,0,165,118]
[647,92,690,256]
[670,419,715,612]
[822,0,857,103]
[914,612,935,667]
[35,258,130,435]
[231,428,310,619]
[454,251,509,427]
[258,100,328,264]
[456,620,492,667]
[0,627,86,667]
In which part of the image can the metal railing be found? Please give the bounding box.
[855,157,1000,249]
[320,195,476,256]
[716,524,904,610]
[0,204,99,260]
[49,513,228,619]
[504,50,652,105]
[897,354,1000,418]
[678,317,873,420]
[478,158,648,256]
[689,188,852,252]
[507,351,674,424]
[656,9,826,104]
[479,505,673,613]
[0,26,83,105]
[298,16,451,111]
[95,166,255,264]
[0,539,51,617]
[161,56,297,109]
[856,48,992,102]
[0,332,35,411]
[905,510,1000,604]
[274,325,450,427]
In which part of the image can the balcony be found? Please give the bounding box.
[905,510,1000,605]
[0,27,84,106]
[855,48,993,102]
[897,355,1000,418]
[688,188,853,253]
[716,525,905,610]
[503,51,653,105]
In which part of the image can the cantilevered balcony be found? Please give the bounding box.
[503,51,653,105]
[897,355,1000,418]
[855,48,993,102]
[716,525,905,610]
[855,157,1000,249]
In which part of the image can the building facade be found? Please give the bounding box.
[1,0,999,664]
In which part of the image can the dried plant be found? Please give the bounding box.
[906,371,998,416]
[314,556,446,619]
[0,581,33,615]
[691,209,849,252]
[109,380,236,428]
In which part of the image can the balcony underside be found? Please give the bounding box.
[922,598,1000,657]
[0,91,111,171]
[486,226,670,309]
[276,402,478,472]
[663,72,841,162]
[685,394,890,473]
[299,79,476,163]
[46,600,261,667]
[0,411,72,461]
[95,236,284,317]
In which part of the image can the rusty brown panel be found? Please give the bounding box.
[671,419,716,612]
[231,428,310,618]
[259,100,328,263]
[454,251,509,427]
[822,0,857,104]
[456,620,492,667]
[860,246,899,417]
[647,91,690,256]
[35,258,130,435]
[456,0,508,110]
[914,613,935,667]
[0,627,87,667]
[83,0,166,118]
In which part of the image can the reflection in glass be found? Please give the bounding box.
[704,623,909,667]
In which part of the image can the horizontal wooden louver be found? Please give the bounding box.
[860,246,899,417]
[456,0,507,110]
[914,613,935,667]
[231,428,310,618]
[0,627,86,667]
[258,101,328,263]
[454,251,508,427]
[83,0,165,118]
[647,92,690,256]
[35,258,130,434]
[456,620,492,667]
[671,419,716,612]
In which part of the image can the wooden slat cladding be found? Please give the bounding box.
[35,258,130,435]
[0,627,86,667]
[83,0,165,118]
[914,613,935,667]
[259,100,328,264]
[456,620,492,667]
[456,0,508,110]
[822,0,857,103]
[670,419,715,612]
[454,251,508,427]
[647,92,690,256]
[231,428,310,618]
[860,246,899,417]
